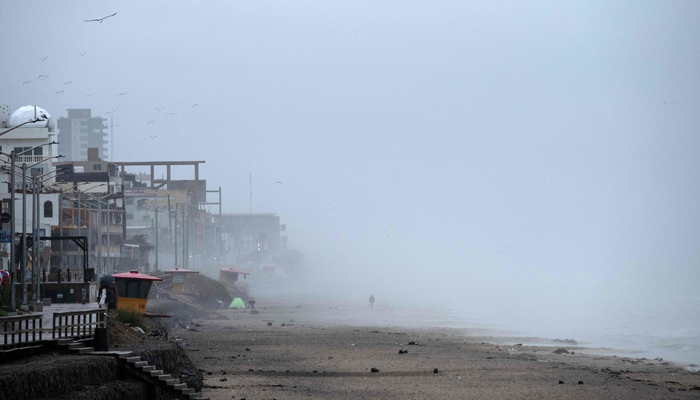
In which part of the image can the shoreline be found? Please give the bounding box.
[171,293,700,399]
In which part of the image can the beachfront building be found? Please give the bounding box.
[57,109,108,161]
[217,213,287,263]
[0,105,60,273]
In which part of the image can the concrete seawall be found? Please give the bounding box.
[0,342,202,400]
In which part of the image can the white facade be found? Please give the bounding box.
[0,105,57,194]
[0,105,59,266]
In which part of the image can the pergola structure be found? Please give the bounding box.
[112,161,206,189]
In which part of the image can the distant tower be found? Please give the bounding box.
[57,109,108,161]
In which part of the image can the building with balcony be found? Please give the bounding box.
[57,109,108,161]
[0,105,60,273]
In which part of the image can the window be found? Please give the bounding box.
[93,164,102,171]
[34,147,43,156]
[14,147,30,155]
[43,201,53,218]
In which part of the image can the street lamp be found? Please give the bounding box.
[0,143,58,310]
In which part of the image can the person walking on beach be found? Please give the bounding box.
[369,294,375,308]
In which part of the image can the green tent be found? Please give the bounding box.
[229,297,246,309]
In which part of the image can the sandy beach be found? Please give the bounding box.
[169,294,700,399]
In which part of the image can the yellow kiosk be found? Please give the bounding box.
[113,270,163,315]
[163,268,199,294]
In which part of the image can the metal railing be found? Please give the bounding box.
[52,309,106,339]
[0,314,43,348]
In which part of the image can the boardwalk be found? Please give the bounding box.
[1,302,100,346]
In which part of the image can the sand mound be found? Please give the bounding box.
[107,310,144,346]
[184,273,232,309]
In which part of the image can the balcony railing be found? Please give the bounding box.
[0,154,51,165]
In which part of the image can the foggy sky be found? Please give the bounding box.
[2,1,699,337]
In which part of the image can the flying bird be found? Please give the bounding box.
[77,52,87,56]
[274,181,283,185]
[84,12,117,23]
[64,81,72,85]
[112,107,119,112]
[38,75,49,79]
[155,107,165,111]
[23,80,32,85]
[38,56,48,62]
[56,90,64,94]
[147,121,155,124]
[191,104,200,108]
[149,135,157,139]
[115,93,127,97]
[165,113,177,116]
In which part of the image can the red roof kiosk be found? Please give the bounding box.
[163,268,199,294]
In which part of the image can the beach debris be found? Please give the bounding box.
[248,369,254,372]
[578,381,584,385]
[654,357,664,361]
[559,380,564,384]
[220,377,228,382]
[553,348,570,355]
[251,309,260,315]
[371,368,380,373]
[515,343,523,346]
[221,370,227,375]
[245,348,251,351]
[329,356,334,359]
[267,322,273,326]
[207,371,212,375]
[282,323,286,326]
[408,341,417,345]
[433,368,439,373]
[399,350,408,354]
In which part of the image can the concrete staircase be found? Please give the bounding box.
[57,339,209,400]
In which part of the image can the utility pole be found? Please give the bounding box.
[167,194,172,266]
[31,173,37,301]
[154,202,159,271]
[21,163,27,306]
[34,173,41,300]
[182,205,186,268]
[218,187,223,263]
[97,199,102,276]
[59,190,63,272]
[9,152,15,311]
[106,198,111,274]
[174,204,178,267]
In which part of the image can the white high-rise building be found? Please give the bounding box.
[57,109,108,161]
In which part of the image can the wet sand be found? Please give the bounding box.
[175,295,700,399]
